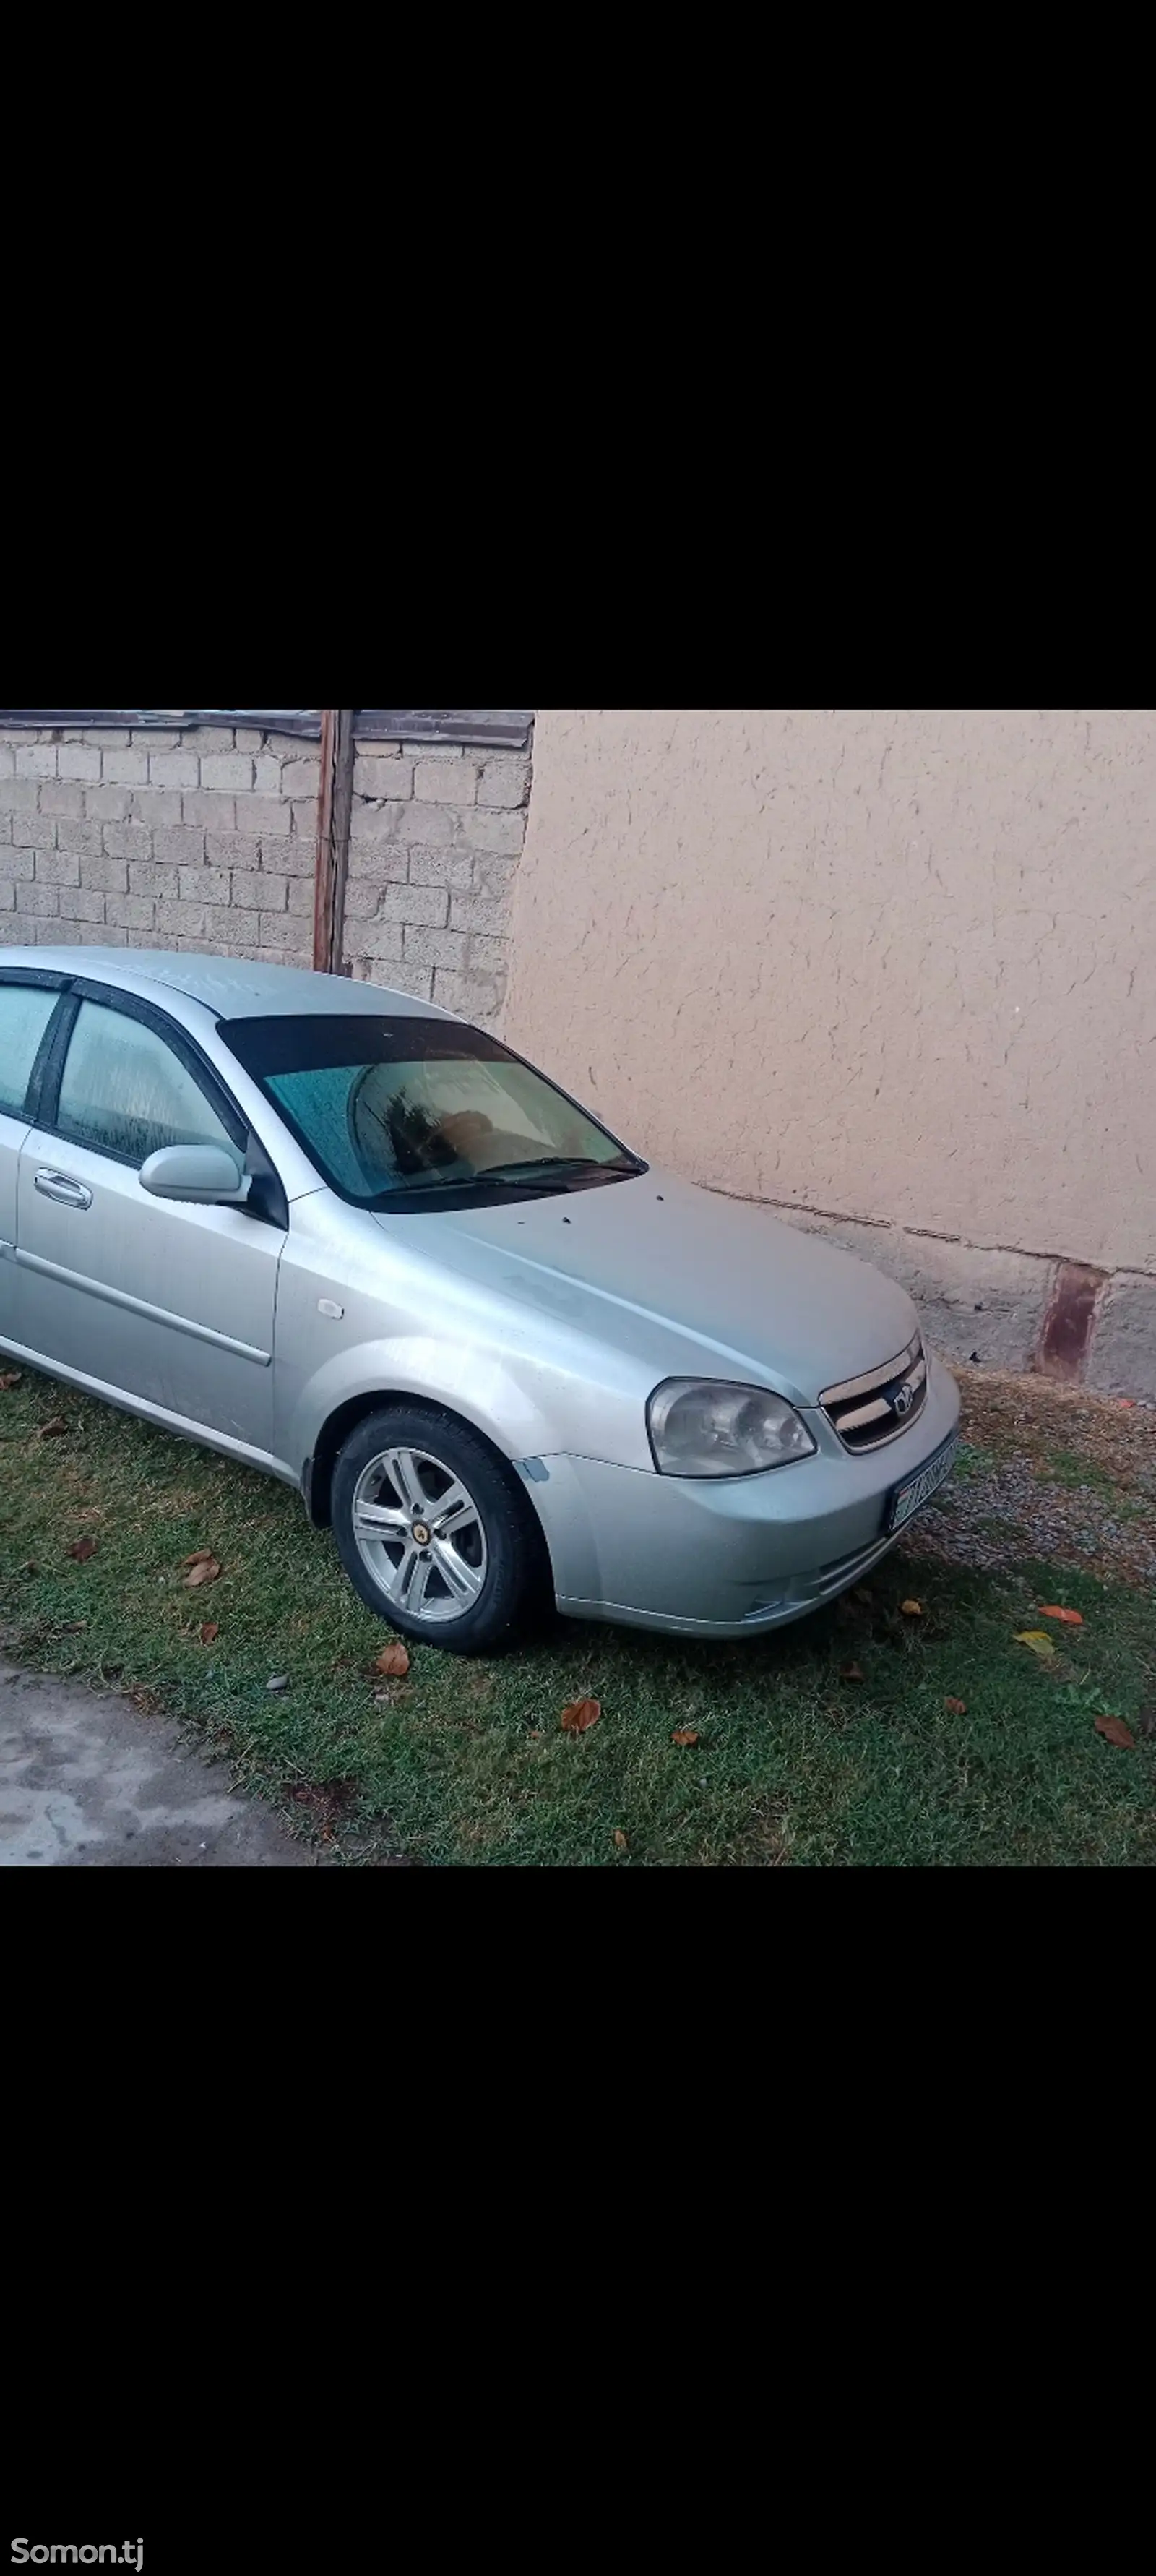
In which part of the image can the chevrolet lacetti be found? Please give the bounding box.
[0,950,960,1653]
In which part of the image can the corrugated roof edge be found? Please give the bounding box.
[0,709,534,750]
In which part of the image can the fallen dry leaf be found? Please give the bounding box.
[38,1417,69,1439]
[1014,1629,1057,1657]
[944,1696,967,1716]
[183,1549,215,1567]
[0,1370,22,1391]
[198,1622,219,1645]
[66,1537,98,1563]
[840,1662,865,1683]
[1095,1714,1136,1751]
[184,1555,221,1588]
[670,1727,699,1746]
[900,1599,923,1618]
[1037,1604,1084,1626]
[561,1696,601,1733]
[374,1641,410,1678]
[613,1829,629,1851]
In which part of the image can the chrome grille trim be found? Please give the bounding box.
[821,1335,922,1409]
[837,1393,896,1435]
[837,1354,927,1433]
[820,1335,929,1454]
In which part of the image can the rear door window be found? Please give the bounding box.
[0,983,59,1119]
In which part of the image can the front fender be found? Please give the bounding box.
[282,1331,579,1488]
[272,1190,658,1482]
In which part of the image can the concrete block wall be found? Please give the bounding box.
[0,721,318,966]
[0,720,532,1031]
[342,739,532,1026]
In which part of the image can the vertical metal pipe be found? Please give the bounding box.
[312,709,357,973]
[329,709,356,974]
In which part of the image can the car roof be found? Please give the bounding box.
[0,946,455,1021]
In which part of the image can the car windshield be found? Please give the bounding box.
[217,1014,644,1210]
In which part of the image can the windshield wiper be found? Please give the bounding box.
[374,1154,642,1207]
[374,1169,574,1206]
[480,1154,640,1187]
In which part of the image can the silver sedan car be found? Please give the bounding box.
[0,948,960,1653]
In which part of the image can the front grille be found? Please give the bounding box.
[820,1333,928,1454]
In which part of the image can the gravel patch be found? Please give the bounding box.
[905,1368,1156,1583]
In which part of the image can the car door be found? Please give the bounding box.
[14,987,285,1459]
[0,971,69,1349]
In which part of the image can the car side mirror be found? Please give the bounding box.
[139,1144,251,1205]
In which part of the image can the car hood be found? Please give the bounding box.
[371,1166,917,1407]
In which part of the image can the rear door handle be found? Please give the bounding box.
[34,1169,93,1211]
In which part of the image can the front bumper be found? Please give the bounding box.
[518,1354,961,1638]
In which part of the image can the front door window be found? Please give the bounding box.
[55,1001,235,1165]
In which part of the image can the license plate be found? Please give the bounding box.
[885,1433,959,1534]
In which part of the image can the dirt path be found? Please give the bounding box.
[0,1657,324,1866]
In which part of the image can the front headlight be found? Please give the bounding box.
[647,1378,817,1477]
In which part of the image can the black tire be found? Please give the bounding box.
[331,1403,540,1655]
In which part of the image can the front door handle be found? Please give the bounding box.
[34,1169,93,1211]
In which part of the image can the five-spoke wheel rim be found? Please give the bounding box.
[351,1445,488,1624]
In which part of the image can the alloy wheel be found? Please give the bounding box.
[350,1443,488,1624]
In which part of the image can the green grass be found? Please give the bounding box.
[1045,1448,1121,1494]
[2,1365,1155,1865]
[952,1441,998,1482]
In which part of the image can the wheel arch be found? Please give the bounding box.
[302,1388,556,1588]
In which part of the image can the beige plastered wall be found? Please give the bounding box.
[503,710,1156,1390]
